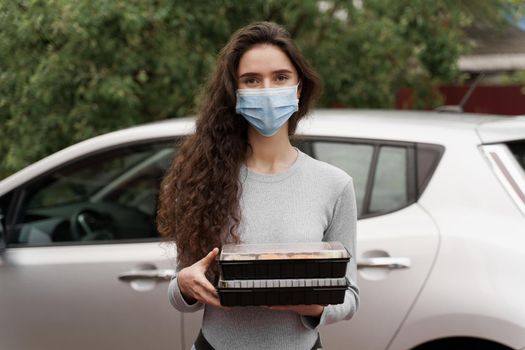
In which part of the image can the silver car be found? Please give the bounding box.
[1,110,524,350]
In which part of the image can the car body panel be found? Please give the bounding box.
[389,128,525,349]
[388,208,525,350]
[319,203,440,350]
[0,242,181,350]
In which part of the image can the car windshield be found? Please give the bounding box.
[507,140,525,171]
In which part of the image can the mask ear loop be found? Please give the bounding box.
[297,80,302,99]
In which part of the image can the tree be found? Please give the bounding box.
[0,0,517,178]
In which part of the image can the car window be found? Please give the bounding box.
[295,139,415,218]
[26,150,158,210]
[8,141,177,247]
[369,146,408,213]
[507,140,525,171]
[308,141,374,217]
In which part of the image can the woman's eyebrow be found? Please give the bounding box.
[272,69,293,75]
[239,72,260,78]
[239,69,294,78]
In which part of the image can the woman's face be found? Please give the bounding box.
[237,44,300,94]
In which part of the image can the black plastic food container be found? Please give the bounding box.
[218,277,348,306]
[218,241,351,280]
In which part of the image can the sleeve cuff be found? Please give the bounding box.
[301,286,360,330]
[300,306,327,330]
[168,275,204,312]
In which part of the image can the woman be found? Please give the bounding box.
[157,21,359,350]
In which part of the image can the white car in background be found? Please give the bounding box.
[0,110,524,350]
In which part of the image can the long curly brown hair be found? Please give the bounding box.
[156,21,322,273]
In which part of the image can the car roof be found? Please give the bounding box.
[143,109,524,144]
[296,109,524,144]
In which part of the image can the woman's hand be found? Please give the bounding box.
[177,247,223,308]
[267,304,325,317]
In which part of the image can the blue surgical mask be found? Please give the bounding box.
[235,84,299,137]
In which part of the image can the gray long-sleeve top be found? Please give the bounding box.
[168,147,360,349]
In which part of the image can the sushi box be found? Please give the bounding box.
[217,276,349,306]
[218,241,351,280]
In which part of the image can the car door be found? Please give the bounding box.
[295,138,441,350]
[0,140,183,350]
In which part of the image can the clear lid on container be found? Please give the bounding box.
[219,241,350,261]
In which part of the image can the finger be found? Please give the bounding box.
[196,247,219,270]
[191,280,219,302]
[209,295,233,309]
[196,289,222,307]
[193,286,231,309]
[196,277,219,297]
[207,295,222,308]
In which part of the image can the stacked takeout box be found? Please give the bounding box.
[216,241,351,306]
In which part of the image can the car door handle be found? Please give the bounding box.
[118,269,175,282]
[357,257,411,270]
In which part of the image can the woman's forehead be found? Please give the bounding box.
[238,44,296,75]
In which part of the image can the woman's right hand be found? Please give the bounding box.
[177,247,222,307]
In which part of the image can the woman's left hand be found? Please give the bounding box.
[266,304,325,317]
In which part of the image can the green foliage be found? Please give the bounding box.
[0,0,515,178]
[297,0,465,109]
[500,70,525,84]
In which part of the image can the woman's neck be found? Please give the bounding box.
[245,124,297,175]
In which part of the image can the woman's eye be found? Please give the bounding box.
[277,74,289,81]
[244,78,258,84]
